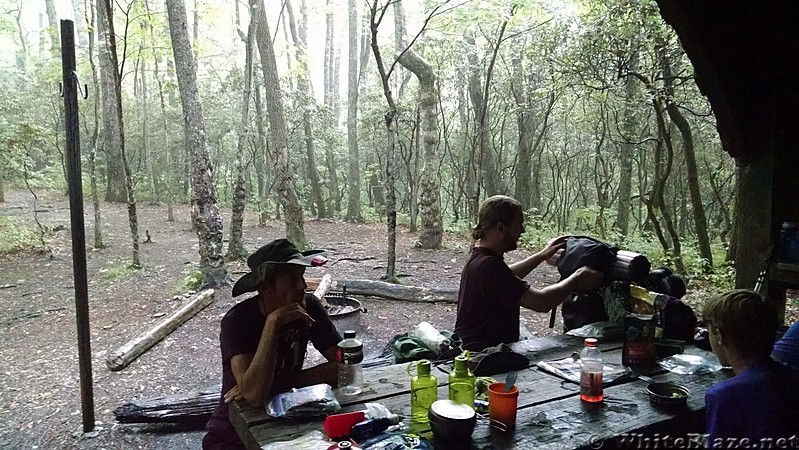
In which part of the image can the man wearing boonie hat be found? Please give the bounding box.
[203,239,341,449]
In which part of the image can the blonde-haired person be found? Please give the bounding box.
[454,195,603,348]
[702,289,799,445]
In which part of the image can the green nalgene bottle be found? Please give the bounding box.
[409,359,438,428]
[448,352,476,409]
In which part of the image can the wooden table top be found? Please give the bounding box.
[230,334,727,450]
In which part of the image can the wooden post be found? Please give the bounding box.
[61,19,95,433]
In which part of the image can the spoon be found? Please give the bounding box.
[637,374,656,384]
[504,371,518,393]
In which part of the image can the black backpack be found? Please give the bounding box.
[555,236,617,331]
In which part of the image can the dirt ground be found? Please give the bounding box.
[0,190,568,449]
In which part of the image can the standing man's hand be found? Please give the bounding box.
[569,266,604,291]
[538,235,570,260]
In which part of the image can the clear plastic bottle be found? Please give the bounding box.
[580,338,604,403]
[337,330,363,396]
[448,352,475,408]
[409,359,438,428]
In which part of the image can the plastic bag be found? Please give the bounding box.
[657,353,723,374]
[408,322,449,355]
[260,430,332,450]
[566,321,624,340]
[266,383,341,418]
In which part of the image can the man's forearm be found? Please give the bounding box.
[509,251,548,278]
[274,360,338,392]
[519,276,576,312]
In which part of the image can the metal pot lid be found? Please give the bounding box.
[429,400,475,420]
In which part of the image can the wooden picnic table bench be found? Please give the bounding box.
[230,333,727,449]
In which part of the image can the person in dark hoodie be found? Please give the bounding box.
[702,289,799,446]
[202,239,341,449]
[454,195,602,348]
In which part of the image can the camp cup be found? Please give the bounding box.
[487,382,519,430]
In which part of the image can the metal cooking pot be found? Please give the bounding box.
[325,294,366,333]
[646,382,690,408]
[428,400,476,442]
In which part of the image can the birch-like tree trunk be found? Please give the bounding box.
[254,0,307,248]
[227,0,258,261]
[165,0,227,286]
[394,1,442,249]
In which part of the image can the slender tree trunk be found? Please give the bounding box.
[97,0,128,203]
[137,34,157,203]
[166,0,228,286]
[322,0,340,214]
[615,48,639,239]
[369,0,398,283]
[254,0,307,248]
[345,0,363,222]
[661,49,713,271]
[287,0,326,218]
[652,98,685,273]
[85,0,104,249]
[227,0,258,262]
[254,83,270,226]
[71,0,88,47]
[98,0,140,266]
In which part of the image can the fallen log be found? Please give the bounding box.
[115,384,220,427]
[106,288,215,371]
[327,278,458,303]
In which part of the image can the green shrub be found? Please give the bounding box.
[0,216,44,254]
[99,263,139,280]
[177,270,204,293]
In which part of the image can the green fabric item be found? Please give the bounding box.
[392,329,459,363]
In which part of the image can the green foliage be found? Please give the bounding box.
[99,263,140,281]
[0,216,42,254]
[176,270,204,294]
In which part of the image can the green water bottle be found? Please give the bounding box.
[448,352,476,409]
[409,359,438,427]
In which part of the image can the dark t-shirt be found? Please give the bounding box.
[203,293,341,449]
[705,359,799,445]
[454,247,529,348]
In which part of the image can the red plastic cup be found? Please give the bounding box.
[487,382,519,430]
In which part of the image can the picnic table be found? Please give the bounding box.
[230,334,728,449]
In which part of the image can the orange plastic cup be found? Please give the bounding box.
[487,382,519,430]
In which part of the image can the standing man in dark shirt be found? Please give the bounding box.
[455,195,603,348]
[203,239,341,450]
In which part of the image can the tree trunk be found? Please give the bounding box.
[227,0,258,262]
[85,0,104,249]
[652,98,685,273]
[322,0,340,214]
[369,0,398,283]
[96,0,128,203]
[254,0,307,248]
[661,47,713,271]
[137,35,157,203]
[615,48,639,239]
[98,0,140,266]
[44,0,60,56]
[71,0,88,48]
[166,0,228,286]
[393,2,442,249]
[286,0,326,218]
[345,0,363,222]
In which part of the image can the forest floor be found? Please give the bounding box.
[0,189,569,449]
[3,189,795,449]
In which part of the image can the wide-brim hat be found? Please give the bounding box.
[232,238,327,297]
